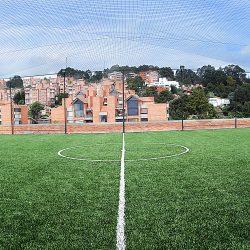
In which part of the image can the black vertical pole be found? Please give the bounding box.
[122,71,125,134]
[63,71,67,134]
[181,98,184,131]
[9,81,14,135]
[180,67,184,131]
[235,87,237,129]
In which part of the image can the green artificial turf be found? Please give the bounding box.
[0,128,249,249]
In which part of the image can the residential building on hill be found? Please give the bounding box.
[148,78,180,88]
[209,97,230,107]
[139,70,159,84]
[51,79,168,124]
[24,76,87,106]
[108,71,123,82]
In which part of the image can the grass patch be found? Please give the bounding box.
[0,128,249,249]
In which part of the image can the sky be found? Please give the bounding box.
[0,0,250,78]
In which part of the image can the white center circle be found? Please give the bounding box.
[57,143,189,162]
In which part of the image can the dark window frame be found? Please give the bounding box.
[127,97,139,116]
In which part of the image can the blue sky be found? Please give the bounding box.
[0,0,250,77]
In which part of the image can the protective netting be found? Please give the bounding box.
[0,0,250,78]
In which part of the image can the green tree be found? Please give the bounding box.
[55,93,69,106]
[141,86,158,98]
[169,95,190,120]
[13,90,25,105]
[29,102,44,123]
[137,65,159,72]
[6,76,23,88]
[169,88,217,120]
[126,76,145,95]
[175,67,199,85]
[58,67,90,79]
[188,87,216,118]
[225,83,250,118]
[223,65,246,84]
[89,71,103,82]
[155,90,174,103]
[159,67,174,80]
[170,85,178,94]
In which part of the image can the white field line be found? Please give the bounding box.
[116,133,126,250]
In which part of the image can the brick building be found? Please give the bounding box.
[51,79,168,124]
[24,75,87,107]
[139,70,160,84]
[0,101,28,125]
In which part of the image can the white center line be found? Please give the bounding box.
[116,133,126,250]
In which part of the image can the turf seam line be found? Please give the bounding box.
[116,133,126,250]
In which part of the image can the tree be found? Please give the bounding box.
[141,86,158,98]
[169,88,217,120]
[57,67,90,79]
[55,93,69,106]
[169,95,190,120]
[13,90,25,105]
[175,67,199,85]
[198,64,247,98]
[223,65,246,84]
[6,76,23,88]
[126,76,145,95]
[29,102,44,123]
[159,67,174,80]
[89,71,103,82]
[225,83,250,118]
[170,85,178,94]
[198,65,219,87]
[137,65,159,72]
[187,87,216,118]
[155,90,174,103]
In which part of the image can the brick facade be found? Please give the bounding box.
[0,119,249,134]
[51,79,168,124]
[0,102,28,125]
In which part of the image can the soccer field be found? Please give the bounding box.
[0,129,249,249]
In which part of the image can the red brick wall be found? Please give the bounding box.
[0,118,249,134]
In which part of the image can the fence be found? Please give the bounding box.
[0,118,250,135]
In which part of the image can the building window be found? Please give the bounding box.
[73,99,84,117]
[140,108,148,114]
[14,108,21,112]
[127,96,138,116]
[103,97,108,106]
[128,118,139,122]
[100,115,107,122]
[141,118,148,122]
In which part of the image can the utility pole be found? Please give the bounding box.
[63,69,67,134]
[181,96,184,131]
[122,70,125,134]
[9,81,14,135]
[180,66,184,131]
[234,86,237,129]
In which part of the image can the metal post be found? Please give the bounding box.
[180,66,184,131]
[9,81,14,135]
[122,71,125,134]
[235,87,237,129]
[181,99,184,131]
[63,71,67,134]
